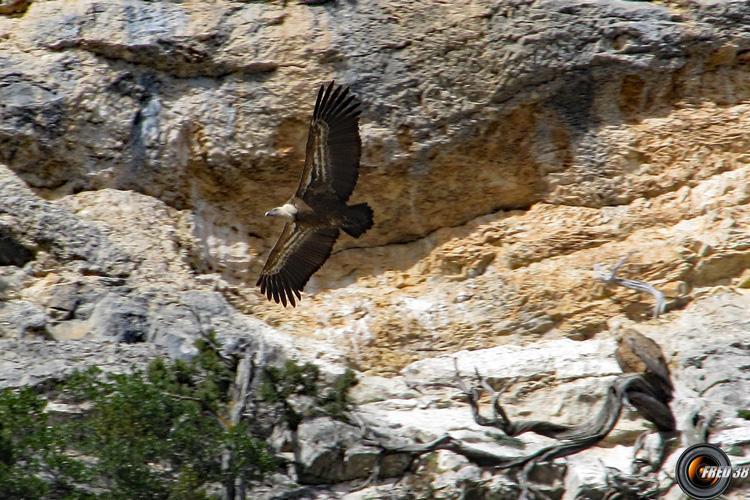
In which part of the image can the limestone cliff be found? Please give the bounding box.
[1,0,749,497]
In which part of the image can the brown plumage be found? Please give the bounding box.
[256,82,374,307]
[615,328,676,431]
[615,329,673,398]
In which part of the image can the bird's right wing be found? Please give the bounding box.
[296,81,362,203]
[256,224,339,307]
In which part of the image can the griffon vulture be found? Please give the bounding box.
[615,329,676,431]
[257,82,373,307]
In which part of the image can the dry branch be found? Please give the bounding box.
[602,466,674,500]
[594,255,666,318]
[358,362,677,497]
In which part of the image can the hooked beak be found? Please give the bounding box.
[264,209,275,217]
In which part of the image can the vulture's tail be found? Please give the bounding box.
[342,203,374,238]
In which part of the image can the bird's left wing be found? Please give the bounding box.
[256,224,339,307]
[296,81,362,203]
[626,390,676,432]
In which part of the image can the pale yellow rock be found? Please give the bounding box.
[0,1,749,495]
[738,269,750,289]
[248,158,750,374]
[0,0,748,374]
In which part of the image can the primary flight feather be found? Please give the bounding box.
[257,82,374,307]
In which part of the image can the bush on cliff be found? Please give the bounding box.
[0,336,277,499]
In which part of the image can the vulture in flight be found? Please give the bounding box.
[257,81,374,307]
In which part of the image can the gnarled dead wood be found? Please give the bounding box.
[356,362,677,497]
[594,255,666,318]
[602,465,675,500]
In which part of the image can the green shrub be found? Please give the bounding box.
[0,335,358,497]
[0,385,93,499]
[0,334,276,499]
[260,361,357,427]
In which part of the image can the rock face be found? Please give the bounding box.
[294,416,411,484]
[0,338,167,388]
[1,0,750,372]
[273,288,750,498]
[0,0,749,497]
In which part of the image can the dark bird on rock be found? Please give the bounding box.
[615,328,676,431]
[257,81,374,307]
[615,329,673,399]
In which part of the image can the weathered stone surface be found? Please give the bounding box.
[347,292,750,499]
[294,416,410,484]
[0,178,346,366]
[0,300,46,338]
[427,450,484,499]
[0,167,133,277]
[562,454,610,500]
[0,338,167,388]
[0,0,748,375]
[0,0,749,498]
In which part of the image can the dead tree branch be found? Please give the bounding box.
[602,465,674,500]
[359,362,676,497]
[594,255,666,318]
[222,350,256,499]
[454,359,644,443]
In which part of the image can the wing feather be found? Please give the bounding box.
[297,81,362,203]
[312,83,326,120]
[327,93,352,120]
[278,277,287,307]
[256,224,339,307]
[323,86,344,118]
[281,273,293,306]
[317,82,335,120]
[625,391,676,432]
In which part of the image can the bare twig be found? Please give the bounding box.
[362,370,669,476]
[353,354,681,500]
[684,410,717,446]
[184,305,236,370]
[162,392,226,431]
[698,377,733,397]
[162,392,202,402]
[594,256,666,318]
[454,359,612,440]
[602,465,674,499]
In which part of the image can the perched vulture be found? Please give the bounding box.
[615,328,676,431]
[257,81,373,307]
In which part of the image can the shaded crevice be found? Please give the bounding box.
[0,231,35,267]
[331,202,535,257]
[46,40,279,80]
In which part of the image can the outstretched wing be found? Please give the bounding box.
[296,81,362,203]
[256,224,339,307]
